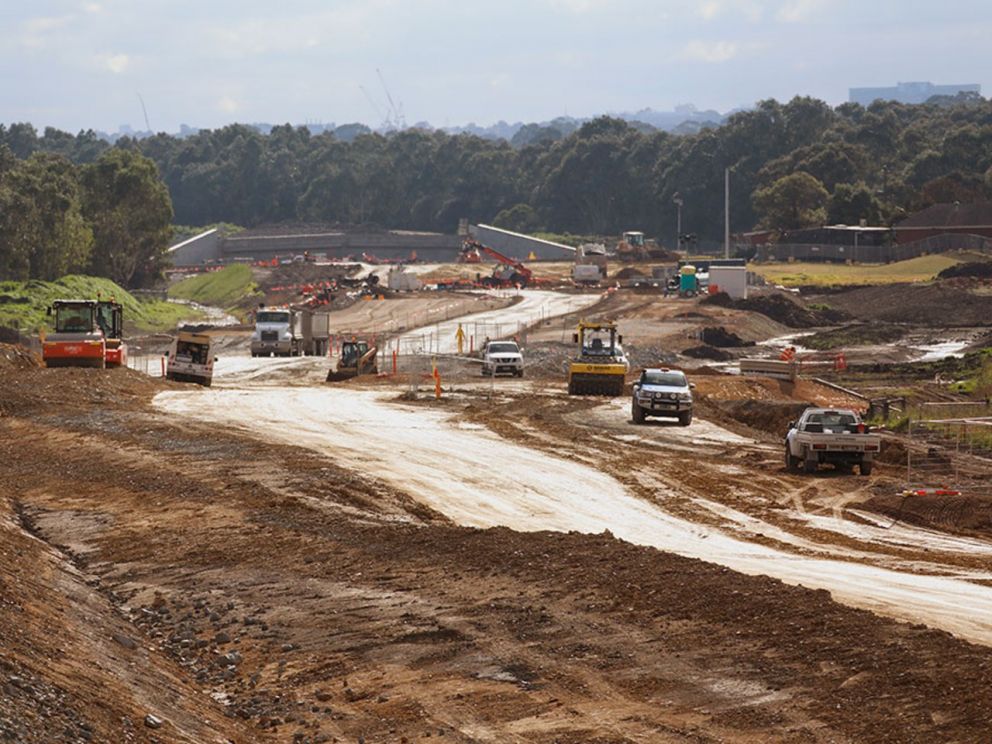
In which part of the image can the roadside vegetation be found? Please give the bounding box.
[0,274,205,334]
[750,254,963,287]
[167,264,260,311]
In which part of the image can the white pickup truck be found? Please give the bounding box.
[785,408,880,475]
[481,340,524,377]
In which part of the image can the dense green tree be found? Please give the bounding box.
[80,148,173,287]
[753,172,829,231]
[0,152,92,281]
[493,203,542,232]
[3,94,992,245]
[827,182,884,225]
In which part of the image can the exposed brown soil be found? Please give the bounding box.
[863,492,992,537]
[3,352,992,742]
[822,282,992,326]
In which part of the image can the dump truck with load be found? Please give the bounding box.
[785,407,880,475]
[251,306,329,356]
[165,331,215,386]
[42,300,106,368]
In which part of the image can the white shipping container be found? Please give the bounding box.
[709,266,748,299]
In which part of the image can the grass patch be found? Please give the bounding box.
[168,264,260,309]
[750,254,963,287]
[803,323,907,350]
[0,275,206,334]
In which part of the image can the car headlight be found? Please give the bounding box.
[679,392,692,401]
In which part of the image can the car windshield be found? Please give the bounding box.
[257,311,290,323]
[805,412,857,430]
[642,371,686,387]
[55,305,93,333]
[175,341,209,364]
[488,343,518,353]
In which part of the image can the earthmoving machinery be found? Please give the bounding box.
[42,300,106,368]
[165,331,215,386]
[567,321,627,396]
[327,339,378,382]
[460,239,533,288]
[617,231,648,262]
[95,298,127,368]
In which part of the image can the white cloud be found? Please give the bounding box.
[100,53,130,73]
[698,1,723,20]
[217,95,241,113]
[22,14,73,48]
[82,2,103,13]
[682,40,742,63]
[776,0,823,23]
[547,0,611,12]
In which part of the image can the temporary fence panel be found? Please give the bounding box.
[906,418,992,498]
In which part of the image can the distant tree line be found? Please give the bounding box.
[1,95,991,285]
[0,144,172,287]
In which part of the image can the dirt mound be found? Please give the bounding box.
[0,343,42,369]
[703,291,848,328]
[715,398,808,435]
[614,267,646,280]
[683,344,733,361]
[862,492,992,537]
[938,262,992,280]
[826,283,992,326]
[0,365,168,417]
[803,323,907,350]
[701,326,753,347]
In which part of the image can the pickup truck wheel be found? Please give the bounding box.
[803,459,818,474]
[631,402,645,424]
[678,412,692,427]
[859,460,873,476]
[516,369,524,378]
[785,447,800,473]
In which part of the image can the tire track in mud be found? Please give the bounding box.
[156,383,992,647]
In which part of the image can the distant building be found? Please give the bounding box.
[849,81,981,106]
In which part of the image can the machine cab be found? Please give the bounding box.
[575,323,623,359]
[50,300,98,334]
[622,231,645,248]
[95,300,124,340]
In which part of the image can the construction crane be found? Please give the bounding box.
[376,68,406,129]
[460,239,533,288]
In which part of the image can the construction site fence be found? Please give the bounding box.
[905,418,992,497]
[754,233,992,264]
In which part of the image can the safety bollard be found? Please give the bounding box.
[160,356,165,377]
[392,349,397,376]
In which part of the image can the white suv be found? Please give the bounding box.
[481,340,524,377]
[631,368,694,426]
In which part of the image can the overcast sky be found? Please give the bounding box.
[2,0,990,134]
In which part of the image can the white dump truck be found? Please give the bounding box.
[785,407,880,475]
[250,306,330,357]
[165,331,215,387]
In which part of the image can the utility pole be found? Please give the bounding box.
[724,167,731,259]
[673,193,683,251]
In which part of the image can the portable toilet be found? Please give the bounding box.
[679,265,698,297]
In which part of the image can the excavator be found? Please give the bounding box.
[460,239,533,288]
[96,298,127,368]
[326,339,378,382]
[567,321,628,396]
[42,300,106,368]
